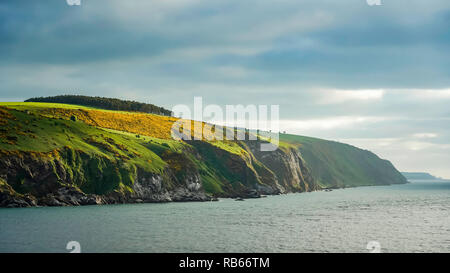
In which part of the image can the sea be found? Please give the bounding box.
[0,181,449,253]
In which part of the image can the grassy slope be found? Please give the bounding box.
[0,103,262,196]
[280,134,407,187]
[0,105,184,195]
[0,105,172,172]
[0,102,143,113]
[0,102,407,197]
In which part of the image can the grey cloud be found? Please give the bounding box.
[0,0,449,177]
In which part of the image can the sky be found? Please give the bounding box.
[0,0,449,178]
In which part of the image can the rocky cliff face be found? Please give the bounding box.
[244,141,319,193]
[0,135,408,208]
[0,148,213,208]
[0,138,321,208]
[188,140,319,198]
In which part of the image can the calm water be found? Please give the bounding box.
[1,181,449,253]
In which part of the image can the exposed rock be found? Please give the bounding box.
[244,141,320,193]
[5,198,30,208]
[39,194,66,207]
[0,137,317,208]
[0,177,36,208]
[23,195,38,206]
[79,195,103,206]
[0,142,310,208]
[171,187,211,202]
[241,189,261,199]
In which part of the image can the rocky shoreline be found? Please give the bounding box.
[0,186,217,208]
[1,185,284,208]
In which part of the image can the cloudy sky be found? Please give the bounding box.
[1,0,449,177]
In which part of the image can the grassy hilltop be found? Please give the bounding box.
[0,99,407,207]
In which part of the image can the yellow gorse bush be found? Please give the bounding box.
[38,108,223,141]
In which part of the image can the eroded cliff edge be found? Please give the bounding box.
[0,143,317,208]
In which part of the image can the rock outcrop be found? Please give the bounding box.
[0,148,214,208]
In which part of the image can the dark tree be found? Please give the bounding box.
[25,95,173,116]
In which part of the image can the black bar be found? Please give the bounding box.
[0,253,446,272]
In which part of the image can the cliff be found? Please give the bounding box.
[0,102,407,208]
[280,134,407,188]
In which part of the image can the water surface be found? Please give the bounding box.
[1,181,449,253]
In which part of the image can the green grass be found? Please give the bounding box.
[0,107,167,173]
[279,133,407,187]
[0,105,249,195]
[208,140,247,155]
[0,102,407,197]
[0,102,97,111]
[0,102,162,116]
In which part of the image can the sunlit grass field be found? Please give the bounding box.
[1,101,402,191]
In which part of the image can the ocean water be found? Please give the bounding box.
[1,181,449,253]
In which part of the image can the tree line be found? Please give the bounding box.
[25,95,173,116]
